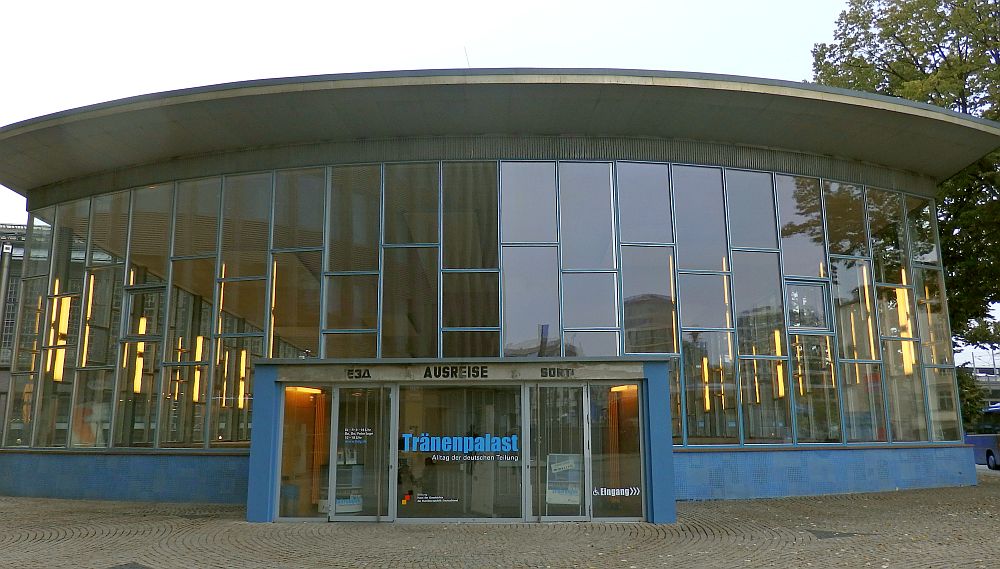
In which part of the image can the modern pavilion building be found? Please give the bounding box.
[0,70,997,523]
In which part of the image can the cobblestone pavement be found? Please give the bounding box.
[0,468,997,569]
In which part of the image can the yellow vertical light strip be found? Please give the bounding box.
[268,259,278,358]
[216,263,226,359]
[774,330,785,398]
[238,349,247,410]
[854,362,861,384]
[752,349,760,404]
[861,264,876,357]
[128,269,135,286]
[173,369,180,400]
[81,274,95,367]
[796,340,805,396]
[221,350,230,407]
[192,336,203,402]
[668,255,678,353]
[52,297,71,381]
[722,275,732,328]
[902,341,915,376]
[702,356,710,411]
[850,312,859,360]
[133,316,147,394]
[895,287,912,338]
[825,336,836,388]
[819,261,826,278]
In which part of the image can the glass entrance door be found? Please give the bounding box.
[329,386,395,521]
[530,385,589,520]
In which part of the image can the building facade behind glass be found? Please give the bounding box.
[0,70,995,522]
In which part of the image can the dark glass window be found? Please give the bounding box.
[775,175,827,278]
[382,247,438,358]
[824,181,868,257]
[326,275,378,330]
[883,339,927,441]
[787,283,829,330]
[324,333,376,358]
[174,178,221,257]
[914,267,951,365]
[221,173,271,278]
[740,359,792,444]
[621,246,677,353]
[274,168,325,249]
[790,335,840,443]
[501,246,559,356]
[329,165,381,271]
[559,162,615,269]
[129,185,173,284]
[617,162,672,243]
[442,331,500,357]
[271,251,322,358]
[442,272,499,328]
[562,273,617,329]
[678,273,731,329]
[564,331,619,356]
[682,331,738,444]
[831,258,877,361]
[384,163,438,244]
[726,170,777,249]
[500,162,557,243]
[731,251,784,355]
[443,162,498,268]
[867,188,908,284]
[906,196,939,264]
[841,362,887,442]
[673,166,727,270]
[89,191,129,266]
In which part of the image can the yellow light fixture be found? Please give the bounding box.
[895,287,912,338]
[288,386,322,395]
[192,336,204,402]
[610,384,635,393]
[133,316,147,394]
[81,274,95,367]
[702,356,710,412]
[237,349,248,410]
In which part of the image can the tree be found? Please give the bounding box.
[957,366,987,428]
[812,0,1000,345]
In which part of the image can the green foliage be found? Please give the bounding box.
[957,366,987,430]
[812,0,1000,347]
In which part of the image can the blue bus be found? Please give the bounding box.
[965,404,1000,470]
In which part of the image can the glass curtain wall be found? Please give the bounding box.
[6,159,959,450]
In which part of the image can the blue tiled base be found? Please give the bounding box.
[0,452,248,504]
[674,446,976,500]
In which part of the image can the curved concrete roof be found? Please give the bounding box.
[1,68,999,195]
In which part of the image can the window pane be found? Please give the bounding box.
[126,290,164,339]
[590,383,643,518]
[279,385,332,518]
[740,359,792,444]
[502,246,559,357]
[621,246,677,354]
[324,333,376,358]
[271,251,322,359]
[682,331,738,444]
[673,166,727,270]
[562,272,617,329]
[24,209,53,277]
[925,367,960,441]
[89,191,129,265]
[565,331,619,356]
[841,362,887,442]
[4,374,35,446]
[70,368,115,447]
[500,162,556,243]
[867,188,908,284]
[442,272,499,328]
[128,184,173,284]
[384,163,438,244]
[914,268,952,365]
[877,286,916,339]
[329,165,380,271]
[166,258,214,363]
[115,341,160,446]
[791,335,840,443]
[212,336,261,444]
[831,258,877,360]
[617,162,671,243]
[221,173,271,278]
[13,276,46,373]
[274,168,325,249]
[824,181,868,257]
[382,247,438,358]
[51,199,90,295]
[161,364,208,447]
[80,266,124,367]
[726,170,777,249]
[787,283,828,329]
[906,196,939,264]
[35,347,75,446]
[326,275,378,330]
[173,178,221,257]
[883,339,927,441]
[678,273,731,329]
[775,175,826,278]
[442,331,500,357]
[559,162,615,269]
[443,162,498,268]
[732,252,785,355]
[218,279,266,335]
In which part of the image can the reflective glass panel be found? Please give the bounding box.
[673,166,727,270]
[617,162,672,243]
[24,209,53,277]
[128,185,172,284]
[877,286,916,339]
[89,192,129,265]
[740,359,792,444]
[271,251,322,359]
[381,247,438,358]
[443,162,498,268]
[384,163,438,244]
[333,387,390,518]
[35,347,75,447]
[326,275,378,330]
[500,162,557,243]
[51,199,90,295]
[173,178,221,257]
[914,267,952,365]
[883,339,927,441]
[442,331,500,358]
[212,336,261,444]
[562,272,617,329]
[115,341,160,446]
[274,168,325,249]
[678,273,731,329]
[161,364,208,447]
[218,279,266,335]
[906,196,939,264]
[166,258,214,363]
[13,276,46,373]
[775,175,827,278]
[841,362,887,442]
[280,385,333,518]
[831,258,877,360]
[80,265,124,367]
[442,272,499,328]
[867,188,908,284]
[70,368,115,447]
[530,386,583,517]
[621,246,677,354]
[559,162,615,269]
[682,331,738,444]
[787,283,828,329]
[4,374,35,446]
[564,331,619,357]
[329,165,380,271]
[726,170,777,249]
[823,181,868,257]
[126,290,164,338]
[590,383,643,518]
[732,251,784,355]
[925,367,961,441]
[501,247,559,357]
[221,173,271,278]
[324,333,376,358]
[790,335,841,443]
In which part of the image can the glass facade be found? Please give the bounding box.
[4,160,959,450]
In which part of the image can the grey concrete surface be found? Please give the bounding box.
[0,469,997,568]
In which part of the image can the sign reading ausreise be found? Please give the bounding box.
[277,361,644,383]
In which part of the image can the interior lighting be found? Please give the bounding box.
[133,316,147,394]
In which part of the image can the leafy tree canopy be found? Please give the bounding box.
[812,0,1000,344]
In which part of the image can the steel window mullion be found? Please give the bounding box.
[64,198,95,448]
[376,163,385,358]
[438,161,444,358]
[497,161,505,357]
[203,177,226,448]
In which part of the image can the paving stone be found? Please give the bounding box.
[0,467,997,568]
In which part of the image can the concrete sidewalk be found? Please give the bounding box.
[0,467,997,569]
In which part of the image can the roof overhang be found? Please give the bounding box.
[1,68,998,195]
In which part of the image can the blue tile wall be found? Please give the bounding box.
[674,446,976,500]
[0,452,248,503]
